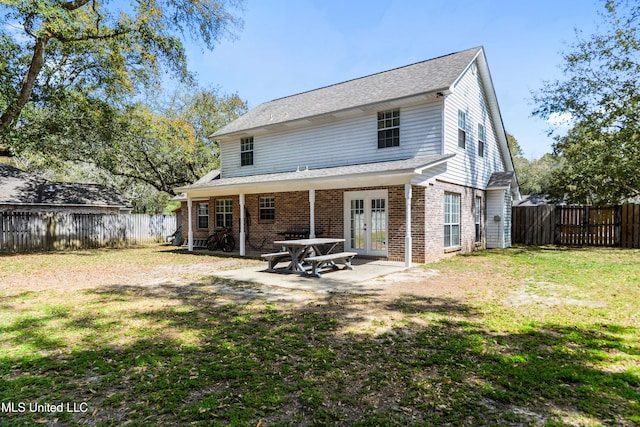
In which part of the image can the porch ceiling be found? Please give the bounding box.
[175,154,454,197]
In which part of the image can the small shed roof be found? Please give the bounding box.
[487,171,515,189]
[0,163,131,209]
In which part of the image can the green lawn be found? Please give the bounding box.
[1,246,639,426]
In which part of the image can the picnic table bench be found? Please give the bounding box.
[303,251,357,277]
[261,251,291,271]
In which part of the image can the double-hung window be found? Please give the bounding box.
[241,137,254,166]
[215,199,233,228]
[377,109,400,148]
[458,110,466,149]
[477,124,485,157]
[444,193,460,248]
[259,196,275,221]
[197,203,209,229]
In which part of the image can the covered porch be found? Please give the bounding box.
[174,155,454,267]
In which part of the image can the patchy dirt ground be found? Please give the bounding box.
[0,247,509,312]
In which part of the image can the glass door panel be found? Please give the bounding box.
[350,199,365,250]
[370,198,387,251]
[345,191,388,257]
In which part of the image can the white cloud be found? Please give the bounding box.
[547,112,573,127]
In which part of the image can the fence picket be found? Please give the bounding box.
[0,213,176,253]
[513,204,639,248]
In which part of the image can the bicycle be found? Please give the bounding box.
[207,226,236,252]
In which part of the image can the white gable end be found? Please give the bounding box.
[441,57,508,189]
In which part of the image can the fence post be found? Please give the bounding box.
[584,206,590,246]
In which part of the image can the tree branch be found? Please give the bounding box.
[61,0,91,11]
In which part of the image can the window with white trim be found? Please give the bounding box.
[241,137,254,166]
[458,110,466,149]
[215,199,233,228]
[444,193,460,247]
[475,196,482,243]
[259,196,275,221]
[377,109,400,148]
[477,124,485,157]
[197,203,209,229]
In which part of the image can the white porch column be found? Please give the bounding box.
[187,197,194,252]
[309,189,316,239]
[404,183,412,267]
[239,193,246,256]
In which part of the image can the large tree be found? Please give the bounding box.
[0,0,243,152]
[18,85,247,195]
[532,0,640,205]
[507,132,559,196]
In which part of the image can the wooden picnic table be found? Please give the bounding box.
[261,238,355,277]
[272,238,345,273]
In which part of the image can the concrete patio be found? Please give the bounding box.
[212,258,411,295]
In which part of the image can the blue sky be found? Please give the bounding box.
[186,0,605,159]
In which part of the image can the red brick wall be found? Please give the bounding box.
[181,196,241,241]
[182,181,484,263]
[423,180,485,261]
[385,185,426,263]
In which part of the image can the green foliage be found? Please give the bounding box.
[14,85,247,210]
[0,0,244,195]
[507,133,560,195]
[532,0,640,205]
[506,132,524,158]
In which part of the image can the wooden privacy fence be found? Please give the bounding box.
[512,204,640,248]
[0,212,177,253]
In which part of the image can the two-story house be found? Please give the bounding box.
[175,46,520,266]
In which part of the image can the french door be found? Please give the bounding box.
[344,190,388,257]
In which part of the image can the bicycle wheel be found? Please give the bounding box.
[207,236,219,251]
[222,235,236,252]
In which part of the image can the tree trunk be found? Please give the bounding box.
[0,37,48,130]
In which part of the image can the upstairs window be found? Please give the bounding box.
[477,124,485,157]
[197,203,209,229]
[241,137,254,166]
[377,109,400,148]
[458,110,466,149]
[259,196,275,221]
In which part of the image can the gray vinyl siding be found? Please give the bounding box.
[220,101,443,178]
[486,187,512,249]
[485,189,503,249]
[441,61,506,189]
[503,189,512,247]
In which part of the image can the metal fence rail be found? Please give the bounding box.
[0,212,176,253]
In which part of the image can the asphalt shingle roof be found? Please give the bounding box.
[213,47,482,137]
[487,171,515,188]
[180,155,454,190]
[0,163,131,208]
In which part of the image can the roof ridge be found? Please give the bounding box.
[264,46,483,105]
[213,46,484,137]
